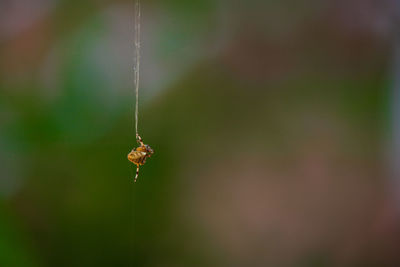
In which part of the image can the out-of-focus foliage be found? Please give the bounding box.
[0,0,399,266]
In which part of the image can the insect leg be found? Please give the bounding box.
[134,165,140,183]
[136,133,144,146]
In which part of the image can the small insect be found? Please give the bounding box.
[127,134,154,183]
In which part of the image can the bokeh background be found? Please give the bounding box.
[1,0,400,266]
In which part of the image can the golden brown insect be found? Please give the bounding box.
[127,134,154,182]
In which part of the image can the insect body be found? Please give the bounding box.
[127,134,154,182]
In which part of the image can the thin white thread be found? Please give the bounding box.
[134,0,141,138]
[131,2,141,265]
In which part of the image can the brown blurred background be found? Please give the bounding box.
[1,0,400,266]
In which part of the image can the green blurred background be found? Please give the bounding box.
[1,0,400,266]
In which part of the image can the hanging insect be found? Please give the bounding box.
[128,134,154,182]
[127,0,154,183]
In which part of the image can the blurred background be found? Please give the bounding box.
[1,0,400,266]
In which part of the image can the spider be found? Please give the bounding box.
[127,134,154,182]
